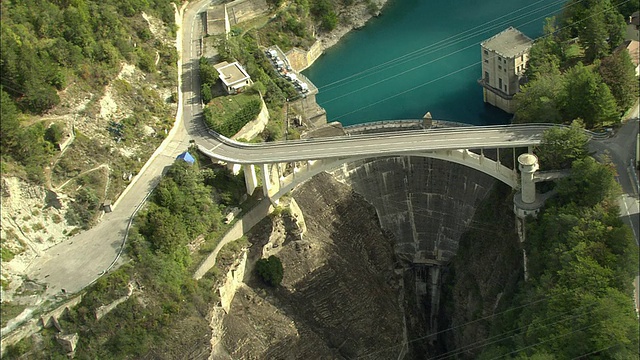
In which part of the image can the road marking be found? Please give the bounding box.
[620,195,639,245]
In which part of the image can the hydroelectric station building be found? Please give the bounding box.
[478,27,533,114]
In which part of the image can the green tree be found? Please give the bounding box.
[514,70,564,124]
[556,157,620,207]
[617,0,640,17]
[44,123,64,146]
[255,255,283,286]
[0,89,21,152]
[535,120,589,169]
[562,0,625,62]
[524,17,563,80]
[561,63,618,128]
[201,84,213,104]
[598,49,639,113]
[199,57,219,86]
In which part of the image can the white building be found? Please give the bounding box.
[479,27,533,114]
[214,61,253,94]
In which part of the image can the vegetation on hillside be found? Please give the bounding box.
[199,57,219,104]
[1,0,176,115]
[0,0,178,184]
[255,255,284,286]
[515,1,638,128]
[203,93,263,138]
[446,126,639,359]
[2,153,251,358]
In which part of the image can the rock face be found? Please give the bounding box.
[220,173,405,359]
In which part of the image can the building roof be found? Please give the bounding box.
[630,11,640,26]
[214,61,251,87]
[176,151,195,164]
[481,27,533,58]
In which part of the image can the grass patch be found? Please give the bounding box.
[203,93,262,137]
[0,302,27,328]
[562,42,585,70]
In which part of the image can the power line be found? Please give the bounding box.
[327,0,630,122]
[570,343,622,359]
[489,322,600,359]
[324,0,571,108]
[354,294,552,359]
[318,0,568,92]
[430,305,598,360]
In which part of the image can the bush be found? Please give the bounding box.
[255,255,283,286]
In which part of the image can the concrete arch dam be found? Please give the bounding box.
[331,155,498,265]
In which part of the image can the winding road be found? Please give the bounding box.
[19,0,638,325]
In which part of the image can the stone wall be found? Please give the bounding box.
[285,41,323,72]
[218,250,248,313]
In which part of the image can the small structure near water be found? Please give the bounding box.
[478,27,533,113]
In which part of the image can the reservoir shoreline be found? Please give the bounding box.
[303,0,563,126]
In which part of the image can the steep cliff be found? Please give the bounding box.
[219,173,405,359]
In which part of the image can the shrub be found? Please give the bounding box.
[255,255,284,286]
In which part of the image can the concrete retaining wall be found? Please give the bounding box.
[231,95,269,141]
[1,295,83,355]
[226,0,269,26]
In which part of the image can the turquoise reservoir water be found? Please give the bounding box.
[302,0,564,126]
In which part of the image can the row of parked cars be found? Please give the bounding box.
[266,49,309,94]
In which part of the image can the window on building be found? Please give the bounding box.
[521,55,524,62]
[498,65,502,70]
[498,78,502,89]
[484,71,489,82]
[484,59,488,63]
[498,56,502,62]
[484,50,488,55]
[504,68,507,72]
[504,85,507,92]
[504,59,507,64]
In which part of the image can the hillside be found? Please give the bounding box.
[1,0,178,303]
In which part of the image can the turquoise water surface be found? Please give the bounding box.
[302,0,564,126]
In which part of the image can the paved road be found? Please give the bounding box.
[20,0,636,311]
[590,118,640,313]
[193,198,272,280]
[22,1,207,300]
[196,124,605,164]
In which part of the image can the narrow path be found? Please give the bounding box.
[193,198,272,280]
[53,163,110,192]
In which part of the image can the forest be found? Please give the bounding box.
[495,123,637,359]
[514,0,639,128]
